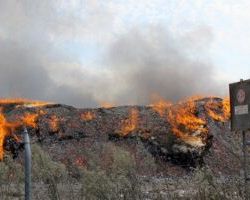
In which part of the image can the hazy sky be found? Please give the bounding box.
[0,0,249,107]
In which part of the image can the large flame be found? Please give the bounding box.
[0,97,231,160]
[205,97,230,122]
[0,98,51,107]
[167,98,208,147]
[150,98,172,117]
[0,109,20,159]
[119,108,139,136]
[0,99,51,159]
[150,96,230,147]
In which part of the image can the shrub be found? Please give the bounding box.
[31,144,67,200]
[32,144,67,183]
[0,153,24,199]
[79,143,143,200]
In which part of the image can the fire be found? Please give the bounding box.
[0,96,231,160]
[39,109,47,115]
[0,98,51,160]
[222,97,230,120]
[49,115,59,132]
[150,98,172,117]
[0,109,20,160]
[81,111,96,121]
[205,97,230,122]
[21,113,39,128]
[100,102,115,108]
[167,98,208,147]
[117,96,229,146]
[119,108,139,136]
[151,96,230,146]
[0,98,51,107]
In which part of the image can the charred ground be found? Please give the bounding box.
[0,97,240,176]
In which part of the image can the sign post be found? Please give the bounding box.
[229,79,250,199]
[24,127,31,200]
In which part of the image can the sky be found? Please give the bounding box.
[0,0,249,107]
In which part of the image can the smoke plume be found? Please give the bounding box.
[106,27,224,105]
[0,1,225,107]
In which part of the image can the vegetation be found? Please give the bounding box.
[0,143,246,199]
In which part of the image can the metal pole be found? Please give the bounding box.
[243,130,250,199]
[243,131,246,179]
[24,127,31,200]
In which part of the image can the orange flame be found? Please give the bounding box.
[205,97,230,122]
[222,97,230,120]
[39,109,47,115]
[0,109,20,160]
[0,96,231,159]
[100,102,115,108]
[0,98,51,107]
[0,98,51,159]
[120,108,139,136]
[21,113,39,128]
[167,98,208,146]
[81,111,96,121]
[49,115,59,132]
[150,98,172,117]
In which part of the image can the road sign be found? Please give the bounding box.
[230,79,250,199]
[229,79,250,131]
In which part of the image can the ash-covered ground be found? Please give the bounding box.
[0,97,240,175]
[0,97,245,199]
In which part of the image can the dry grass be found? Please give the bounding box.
[0,143,247,200]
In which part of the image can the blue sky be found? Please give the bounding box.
[0,0,249,107]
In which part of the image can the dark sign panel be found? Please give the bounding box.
[229,79,250,131]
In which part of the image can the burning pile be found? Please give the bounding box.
[0,97,230,167]
[0,109,19,160]
[0,99,51,159]
[151,96,229,143]
[119,108,139,136]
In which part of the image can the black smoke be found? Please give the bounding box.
[106,27,224,105]
[0,1,225,107]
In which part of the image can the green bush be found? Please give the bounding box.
[0,153,24,199]
[79,143,143,200]
[191,167,244,200]
[0,153,24,183]
[32,144,67,183]
[134,140,157,175]
[31,144,67,200]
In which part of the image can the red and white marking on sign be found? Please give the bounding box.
[237,89,246,104]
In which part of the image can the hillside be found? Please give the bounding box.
[0,97,245,199]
